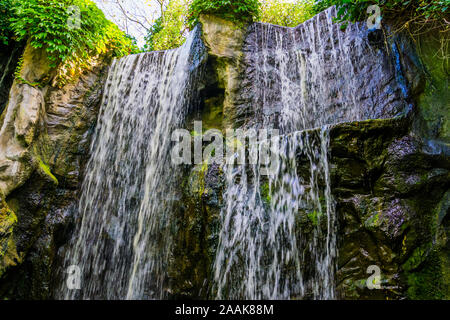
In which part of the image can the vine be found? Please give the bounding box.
[13,55,44,88]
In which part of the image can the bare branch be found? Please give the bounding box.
[114,0,151,32]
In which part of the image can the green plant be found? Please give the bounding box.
[313,0,449,60]
[9,0,137,86]
[405,248,446,299]
[37,157,59,185]
[260,0,316,27]
[260,182,272,204]
[145,0,189,51]
[0,0,14,45]
[307,210,322,226]
[145,17,164,51]
[14,55,44,87]
[188,0,261,28]
[313,0,448,27]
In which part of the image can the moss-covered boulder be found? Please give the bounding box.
[0,194,20,279]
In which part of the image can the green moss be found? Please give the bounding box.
[415,33,450,143]
[402,242,432,272]
[406,249,446,300]
[202,97,224,131]
[0,198,19,277]
[191,130,202,137]
[260,182,271,205]
[0,198,17,233]
[37,158,58,185]
[191,159,209,198]
[307,210,321,226]
[442,248,450,299]
[0,208,17,227]
[364,212,381,230]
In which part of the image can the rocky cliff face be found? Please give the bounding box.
[0,42,108,298]
[330,119,449,299]
[175,9,449,299]
[0,8,448,300]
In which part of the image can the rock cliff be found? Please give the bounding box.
[0,41,108,298]
[0,7,448,299]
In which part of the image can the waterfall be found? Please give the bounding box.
[57,7,394,300]
[248,9,374,131]
[59,29,204,300]
[214,129,336,299]
[213,9,375,299]
[0,53,14,91]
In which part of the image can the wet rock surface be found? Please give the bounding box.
[171,8,448,299]
[199,14,247,129]
[328,119,449,299]
[0,43,108,298]
[236,7,415,131]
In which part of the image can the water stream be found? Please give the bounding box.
[59,29,203,300]
[60,9,380,300]
[213,11,372,299]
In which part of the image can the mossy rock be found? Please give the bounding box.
[36,157,58,186]
[0,197,20,278]
[414,32,450,144]
[405,249,447,300]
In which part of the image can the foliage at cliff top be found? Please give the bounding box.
[10,0,137,64]
[260,0,316,27]
[187,0,262,28]
[147,0,317,51]
[0,0,138,86]
[146,0,449,52]
[145,0,188,52]
[313,0,448,62]
[314,0,449,32]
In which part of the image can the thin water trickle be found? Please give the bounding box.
[214,129,336,299]
[0,53,14,91]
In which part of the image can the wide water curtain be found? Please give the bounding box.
[212,9,379,299]
[60,30,202,300]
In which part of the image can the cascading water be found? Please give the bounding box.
[213,9,377,299]
[59,29,204,300]
[214,128,336,299]
[56,7,405,300]
[0,53,14,93]
[249,10,374,131]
